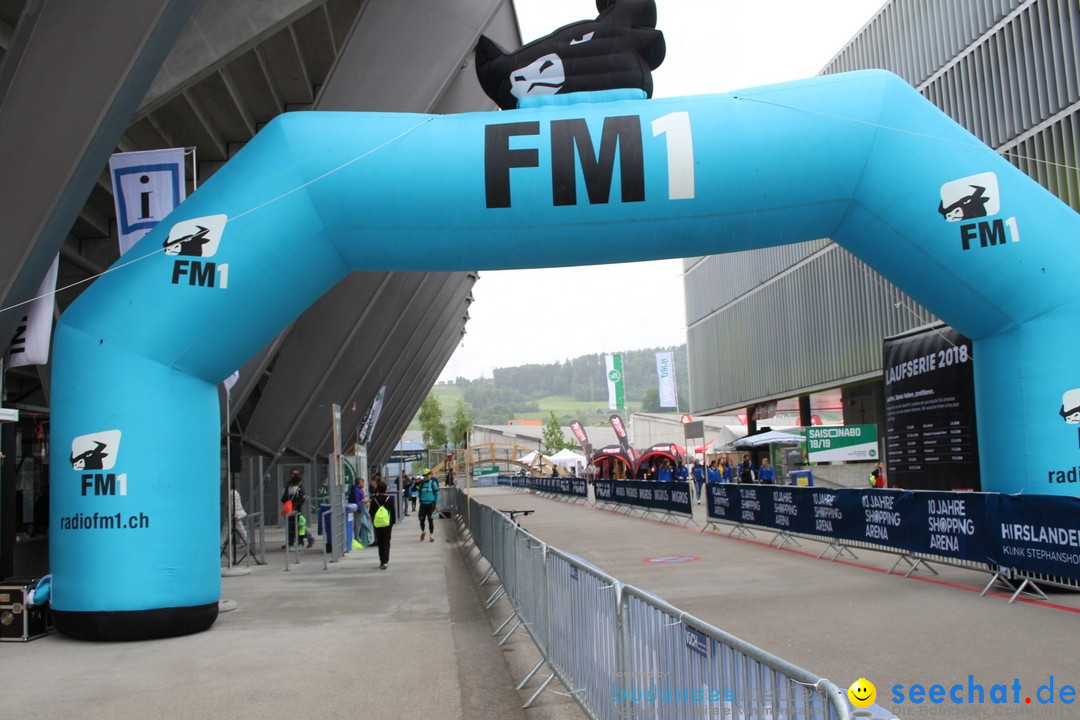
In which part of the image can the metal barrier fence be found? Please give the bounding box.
[452,488,851,720]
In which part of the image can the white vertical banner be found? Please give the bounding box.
[655,350,678,408]
[7,255,59,368]
[605,353,625,410]
[109,148,187,256]
[358,386,386,444]
[223,370,240,392]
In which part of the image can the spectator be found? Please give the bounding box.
[691,459,705,499]
[870,462,887,488]
[706,460,721,484]
[738,455,755,484]
[221,487,248,562]
[348,476,367,542]
[719,456,733,482]
[281,469,306,549]
[657,460,673,482]
[758,457,775,484]
[408,475,420,512]
[370,480,396,569]
[417,469,440,543]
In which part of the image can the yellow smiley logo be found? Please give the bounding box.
[847,678,876,709]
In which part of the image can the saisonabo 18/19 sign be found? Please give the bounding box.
[807,425,878,462]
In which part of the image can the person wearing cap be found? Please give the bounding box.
[417,469,440,543]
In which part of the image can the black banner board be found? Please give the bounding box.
[607,480,692,517]
[883,324,980,491]
[525,476,588,499]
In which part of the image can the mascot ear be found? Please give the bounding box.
[475,35,507,66]
[474,35,512,108]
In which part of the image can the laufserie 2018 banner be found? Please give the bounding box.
[883,324,980,491]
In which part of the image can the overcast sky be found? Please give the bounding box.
[437,0,886,382]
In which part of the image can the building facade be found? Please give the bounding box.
[684,0,1078,444]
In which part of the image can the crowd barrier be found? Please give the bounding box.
[452,487,852,720]
[702,483,1080,601]
[595,479,695,525]
[490,473,1080,602]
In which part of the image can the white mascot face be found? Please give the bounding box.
[1061,388,1080,424]
[510,53,566,100]
[164,241,182,256]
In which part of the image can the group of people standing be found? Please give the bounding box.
[641,454,775,488]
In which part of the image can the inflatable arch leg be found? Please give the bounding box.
[51,70,1080,639]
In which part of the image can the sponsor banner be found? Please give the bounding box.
[706,483,741,523]
[735,485,774,527]
[609,480,692,517]
[606,353,625,410]
[806,424,878,462]
[594,479,615,503]
[357,386,386,445]
[569,419,592,457]
[109,148,186,256]
[655,350,677,408]
[986,494,1080,578]
[525,476,588,499]
[905,490,987,562]
[6,255,58,368]
[706,485,989,564]
[609,414,632,457]
[884,324,980,490]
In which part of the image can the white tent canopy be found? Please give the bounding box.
[549,448,587,472]
[733,430,805,449]
[516,450,554,468]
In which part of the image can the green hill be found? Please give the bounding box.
[410,345,685,429]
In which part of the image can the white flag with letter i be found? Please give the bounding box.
[109,148,187,256]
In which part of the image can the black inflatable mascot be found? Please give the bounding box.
[475,0,666,110]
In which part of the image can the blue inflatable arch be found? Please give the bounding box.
[51,71,1080,639]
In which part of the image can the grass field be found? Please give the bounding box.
[512,395,641,424]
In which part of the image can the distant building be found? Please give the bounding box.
[683,0,1076,469]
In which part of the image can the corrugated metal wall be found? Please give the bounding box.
[685,0,1079,414]
[686,244,935,414]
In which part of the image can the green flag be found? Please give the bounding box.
[606,353,625,410]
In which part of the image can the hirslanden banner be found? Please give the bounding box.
[655,350,677,407]
[109,148,187,256]
[605,353,625,410]
[7,255,59,368]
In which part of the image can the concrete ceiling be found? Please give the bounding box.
[0,0,522,467]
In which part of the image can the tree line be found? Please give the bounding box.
[416,345,689,444]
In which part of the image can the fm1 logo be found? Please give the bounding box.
[937,172,1020,250]
[163,214,230,288]
[484,112,695,208]
[70,430,128,496]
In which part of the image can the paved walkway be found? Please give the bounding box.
[8,488,1078,720]
[3,516,583,720]
[466,486,1080,719]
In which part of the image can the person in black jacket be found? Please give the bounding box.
[281,469,307,549]
[369,481,396,569]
